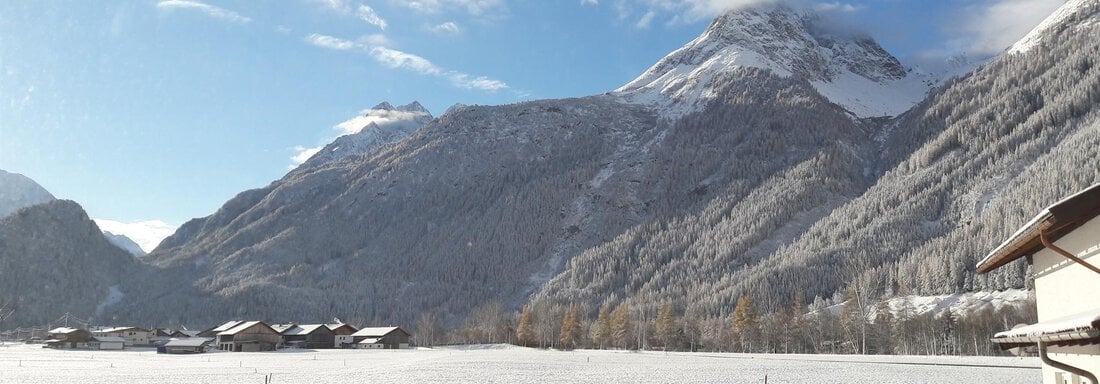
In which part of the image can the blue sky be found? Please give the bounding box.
[0,0,1062,247]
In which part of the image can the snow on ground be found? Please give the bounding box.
[0,343,1039,383]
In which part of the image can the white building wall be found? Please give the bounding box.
[1030,216,1100,384]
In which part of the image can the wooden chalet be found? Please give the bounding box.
[215,321,282,352]
[327,323,359,348]
[92,326,153,347]
[44,327,92,349]
[351,326,411,349]
[977,183,1100,384]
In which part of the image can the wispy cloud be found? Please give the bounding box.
[370,46,508,91]
[392,0,508,18]
[951,0,1062,56]
[428,21,462,35]
[306,33,358,50]
[581,0,598,5]
[156,0,251,24]
[635,10,656,29]
[290,145,323,168]
[357,5,389,30]
[311,0,388,29]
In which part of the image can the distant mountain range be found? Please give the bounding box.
[2,0,1098,330]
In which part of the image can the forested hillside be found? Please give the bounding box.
[0,200,139,326]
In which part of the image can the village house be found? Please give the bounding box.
[215,321,282,352]
[327,323,359,348]
[92,326,153,347]
[977,183,1100,384]
[351,327,411,349]
[44,327,92,349]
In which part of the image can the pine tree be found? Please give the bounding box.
[559,306,582,350]
[516,306,535,347]
[731,295,759,352]
[655,302,679,350]
[610,302,634,349]
[594,305,612,349]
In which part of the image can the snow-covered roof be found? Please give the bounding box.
[977,183,1100,273]
[217,321,267,336]
[48,327,82,334]
[351,326,403,337]
[282,324,328,336]
[358,338,382,344]
[95,326,148,334]
[165,338,213,347]
[993,308,1100,344]
[326,323,357,332]
[93,336,126,343]
[208,320,245,333]
[270,324,296,333]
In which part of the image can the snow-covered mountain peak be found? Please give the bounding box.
[0,169,56,219]
[616,3,933,119]
[299,101,435,168]
[1008,0,1100,55]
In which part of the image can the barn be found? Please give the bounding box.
[351,327,411,349]
[89,336,125,350]
[280,324,336,349]
[326,323,359,348]
[215,321,282,352]
[977,183,1100,384]
[92,326,153,347]
[163,338,213,354]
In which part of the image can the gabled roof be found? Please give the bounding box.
[95,326,149,334]
[174,330,200,337]
[165,338,213,347]
[207,320,245,334]
[326,323,358,332]
[358,338,382,344]
[351,326,407,337]
[93,336,126,343]
[977,183,1100,273]
[48,327,82,334]
[217,321,271,336]
[270,323,296,333]
[282,324,329,336]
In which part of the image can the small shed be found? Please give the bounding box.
[351,327,411,349]
[90,336,125,350]
[164,338,213,354]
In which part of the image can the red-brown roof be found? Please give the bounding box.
[977,183,1100,273]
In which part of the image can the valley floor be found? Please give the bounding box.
[0,343,1040,383]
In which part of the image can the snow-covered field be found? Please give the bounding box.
[0,343,1040,383]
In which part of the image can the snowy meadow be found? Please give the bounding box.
[0,343,1040,383]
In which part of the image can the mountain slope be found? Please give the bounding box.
[0,200,140,327]
[103,232,147,257]
[535,0,1100,315]
[0,169,55,219]
[298,101,434,169]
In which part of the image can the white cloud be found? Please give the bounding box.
[311,0,389,29]
[360,33,393,46]
[369,47,509,91]
[814,2,862,13]
[636,10,656,28]
[392,0,507,17]
[429,21,462,34]
[306,33,358,50]
[581,0,598,5]
[93,219,178,253]
[357,5,389,30]
[954,0,1062,56]
[290,145,323,167]
[155,0,251,24]
[335,108,432,135]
